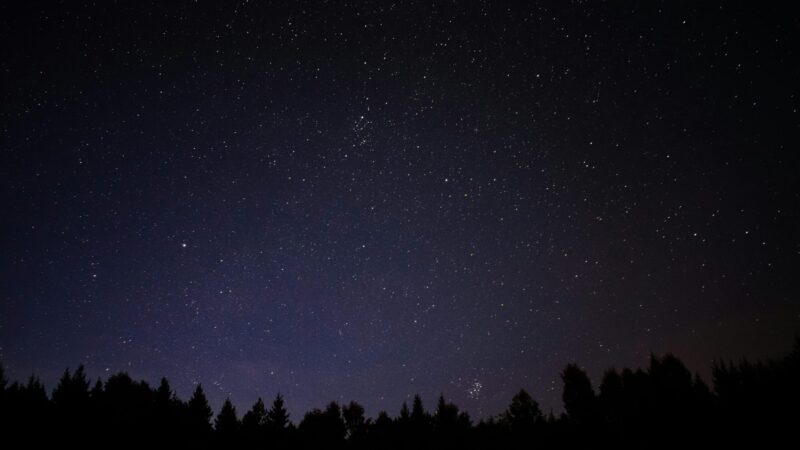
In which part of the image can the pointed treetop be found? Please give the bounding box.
[399,401,410,421]
[215,398,240,434]
[242,397,267,430]
[188,383,213,430]
[411,394,426,421]
[266,393,290,430]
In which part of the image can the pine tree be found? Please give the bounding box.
[187,384,213,434]
[399,401,410,422]
[242,397,266,430]
[411,394,427,424]
[89,379,103,400]
[434,394,459,429]
[156,378,172,404]
[215,398,239,435]
[266,393,289,431]
[52,368,72,407]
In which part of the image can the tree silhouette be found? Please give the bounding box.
[1,337,799,449]
[342,400,367,444]
[52,365,90,439]
[214,397,239,447]
[266,393,289,431]
[370,411,393,448]
[432,394,471,449]
[433,394,460,434]
[497,389,543,448]
[150,377,178,444]
[241,397,266,445]
[215,398,239,431]
[155,377,173,405]
[52,365,90,409]
[503,389,542,429]
[647,353,695,443]
[265,393,291,448]
[16,375,51,444]
[598,369,624,442]
[398,401,410,422]
[324,401,347,441]
[299,401,346,448]
[408,394,431,447]
[1,374,52,445]
[394,400,411,449]
[561,364,596,426]
[0,364,7,393]
[411,394,427,423]
[560,364,597,448]
[242,397,266,428]
[187,384,213,441]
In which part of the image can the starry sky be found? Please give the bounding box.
[1,1,798,419]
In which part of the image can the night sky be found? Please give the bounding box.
[1,1,798,419]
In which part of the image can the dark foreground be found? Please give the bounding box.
[1,339,798,449]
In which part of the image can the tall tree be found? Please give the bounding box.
[52,365,90,437]
[504,389,542,430]
[14,376,51,446]
[342,400,366,442]
[561,364,597,426]
[241,397,266,447]
[408,394,431,445]
[242,397,266,431]
[266,393,290,431]
[411,394,427,424]
[371,411,393,446]
[155,378,173,404]
[298,402,346,447]
[215,398,240,436]
[324,401,346,440]
[187,384,213,434]
[398,401,410,423]
[434,394,459,429]
[52,365,90,410]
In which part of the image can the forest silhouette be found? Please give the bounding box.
[1,338,797,449]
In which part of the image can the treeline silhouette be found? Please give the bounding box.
[1,338,797,449]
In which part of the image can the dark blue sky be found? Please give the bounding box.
[1,1,798,419]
